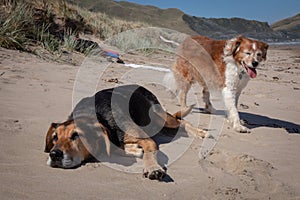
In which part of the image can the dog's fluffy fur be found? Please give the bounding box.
[44,84,206,180]
[171,35,269,132]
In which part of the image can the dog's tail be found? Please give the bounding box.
[172,104,194,119]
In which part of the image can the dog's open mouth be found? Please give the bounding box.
[242,62,257,78]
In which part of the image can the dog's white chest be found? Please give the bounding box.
[237,68,250,92]
[225,63,250,92]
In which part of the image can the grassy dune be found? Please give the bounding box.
[0,0,148,55]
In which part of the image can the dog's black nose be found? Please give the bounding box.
[50,149,63,161]
[252,61,259,68]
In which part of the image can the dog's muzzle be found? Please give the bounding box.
[49,149,63,162]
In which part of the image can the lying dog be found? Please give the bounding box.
[172,35,268,133]
[44,84,206,180]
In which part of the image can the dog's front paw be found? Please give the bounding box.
[143,166,166,181]
[234,124,250,133]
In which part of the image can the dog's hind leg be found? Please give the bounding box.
[179,80,191,110]
[163,108,207,138]
[192,73,216,114]
[172,66,192,109]
[180,120,207,138]
[202,86,216,114]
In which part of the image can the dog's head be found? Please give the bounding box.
[44,118,110,168]
[225,36,269,78]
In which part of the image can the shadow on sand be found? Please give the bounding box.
[192,107,300,134]
[240,112,300,134]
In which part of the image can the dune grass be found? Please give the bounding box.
[70,4,147,39]
[0,0,148,56]
[0,1,35,50]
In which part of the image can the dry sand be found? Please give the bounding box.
[0,44,300,200]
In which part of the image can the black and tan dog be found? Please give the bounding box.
[44,84,206,180]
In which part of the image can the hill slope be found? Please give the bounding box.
[67,0,196,35]
[182,15,286,41]
[271,14,300,39]
[68,0,299,41]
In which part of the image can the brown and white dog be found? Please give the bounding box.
[171,35,268,133]
[44,84,206,180]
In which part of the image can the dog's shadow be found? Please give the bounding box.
[239,112,300,134]
[193,107,300,134]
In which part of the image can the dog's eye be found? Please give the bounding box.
[70,131,79,141]
[257,53,262,57]
[53,133,58,141]
[245,52,251,55]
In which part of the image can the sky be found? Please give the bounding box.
[116,0,300,24]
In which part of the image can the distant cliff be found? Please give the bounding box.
[182,15,287,41]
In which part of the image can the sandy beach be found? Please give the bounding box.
[0,43,300,199]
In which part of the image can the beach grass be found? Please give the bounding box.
[0,0,148,56]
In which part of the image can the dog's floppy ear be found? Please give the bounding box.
[224,36,243,57]
[44,123,59,153]
[231,36,243,56]
[94,122,111,156]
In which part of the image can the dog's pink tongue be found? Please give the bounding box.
[247,67,257,78]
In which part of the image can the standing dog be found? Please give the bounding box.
[171,35,268,133]
[44,84,206,180]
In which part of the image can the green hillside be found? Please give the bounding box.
[68,0,299,41]
[67,0,196,35]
